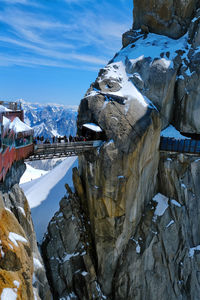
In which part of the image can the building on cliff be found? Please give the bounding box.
[0,101,34,181]
[0,101,51,299]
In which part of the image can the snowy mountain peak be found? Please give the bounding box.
[21,100,77,138]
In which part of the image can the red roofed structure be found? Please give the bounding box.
[0,101,34,181]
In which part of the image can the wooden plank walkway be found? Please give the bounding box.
[160,137,200,154]
[25,140,103,161]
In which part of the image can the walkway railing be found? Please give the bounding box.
[25,140,103,161]
[160,137,200,154]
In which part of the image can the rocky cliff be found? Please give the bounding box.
[0,162,51,299]
[133,0,200,38]
[42,1,200,299]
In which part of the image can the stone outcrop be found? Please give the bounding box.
[41,1,200,299]
[76,59,161,296]
[0,205,33,299]
[0,160,51,300]
[174,11,200,133]
[0,160,26,193]
[133,0,200,39]
[114,152,200,299]
[42,185,106,300]
[1,184,51,300]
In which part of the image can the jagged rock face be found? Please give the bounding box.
[76,58,161,295]
[123,9,200,133]
[174,11,200,133]
[42,187,106,300]
[42,2,200,299]
[114,153,200,299]
[1,184,51,300]
[133,0,200,38]
[0,160,26,193]
[77,125,160,295]
[0,205,33,299]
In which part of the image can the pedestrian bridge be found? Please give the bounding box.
[25,137,200,162]
[25,140,103,161]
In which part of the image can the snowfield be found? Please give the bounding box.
[20,157,78,242]
[20,164,48,184]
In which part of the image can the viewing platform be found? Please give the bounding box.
[25,140,102,161]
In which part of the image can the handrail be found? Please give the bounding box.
[35,140,101,149]
[160,136,200,154]
[26,140,103,161]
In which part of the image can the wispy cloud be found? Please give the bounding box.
[1,0,28,4]
[0,0,132,70]
[1,0,41,7]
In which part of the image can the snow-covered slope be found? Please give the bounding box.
[20,164,48,184]
[21,100,78,138]
[28,158,66,171]
[20,157,78,242]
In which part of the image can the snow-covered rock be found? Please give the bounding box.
[0,184,51,300]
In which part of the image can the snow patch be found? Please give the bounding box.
[171,199,182,208]
[153,193,169,217]
[20,163,48,184]
[189,245,200,258]
[83,123,102,132]
[21,157,77,209]
[115,32,188,67]
[18,207,26,217]
[13,281,20,289]
[81,271,88,276]
[8,243,13,250]
[166,220,175,228]
[21,157,77,242]
[1,288,17,300]
[8,232,28,247]
[181,183,186,189]
[63,252,80,262]
[106,139,114,146]
[130,238,141,254]
[33,257,43,270]
[104,61,149,108]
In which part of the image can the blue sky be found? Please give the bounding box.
[0,0,133,105]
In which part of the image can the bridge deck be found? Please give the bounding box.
[25,137,200,162]
[25,140,102,161]
[160,137,200,155]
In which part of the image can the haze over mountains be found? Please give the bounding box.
[21,100,77,138]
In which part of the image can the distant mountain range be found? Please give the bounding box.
[21,100,78,138]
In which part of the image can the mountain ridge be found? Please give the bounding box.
[21,99,77,138]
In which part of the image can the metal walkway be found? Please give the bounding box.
[160,137,200,154]
[25,140,102,161]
